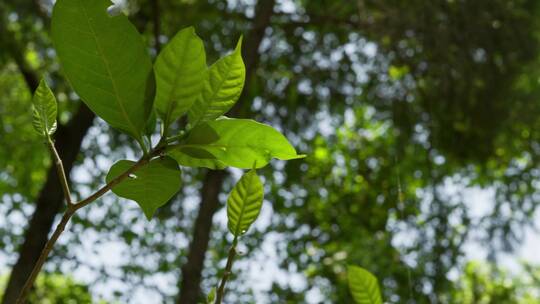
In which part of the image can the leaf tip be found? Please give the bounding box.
[235,35,243,51]
[143,209,156,221]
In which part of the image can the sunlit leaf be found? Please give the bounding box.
[51,0,154,140]
[227,169,263,236]
[348,265,383,304]
[31,79,57,137]
[189,37,245,125]
[154,27,207,129]
[168,118,305,169]
[106,157,181,219]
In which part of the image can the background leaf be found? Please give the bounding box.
[206,287,216,304]
[348,265,383,304]
[31,79,57,137]
[168,118,304,169]
[154,27,207,129]
[188,38,245,125]
[51,0,154,140]
[226,169,264,236]
[106,157,181,219]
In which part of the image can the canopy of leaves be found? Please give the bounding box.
[1,0,540,303]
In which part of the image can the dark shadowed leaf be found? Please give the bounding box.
[145,109,157,136]
[106,157,181,219]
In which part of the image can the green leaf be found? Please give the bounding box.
[348,265,383,304]
[145,109,157,136]
[206,287,216,304]
[32,79,58,137]
[106,157,181,220]
[189,37,245,126]
[51,0,154,140]
[154,27,207,129]
[168,118,305,169]
[227,169,264,236]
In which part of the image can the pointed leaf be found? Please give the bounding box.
[106,157,181,219]
[51,0,154,140]
[168,118,305,169]
[32,79,58,137]
[189,38,245,125]
[227,169,264,236]
[348,265,383,304]
[154,27,207,129]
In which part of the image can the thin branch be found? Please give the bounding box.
[47,137,72,205]
[15,208,74,304]
[215,236,238,304]
[15,145,166,303]
[74,143,167,212]
[72,156,151,211]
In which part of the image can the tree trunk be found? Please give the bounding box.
[176,1,276,303]
[177,171,226,304]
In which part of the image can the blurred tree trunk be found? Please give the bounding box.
[176,1,276,303]
[0,15,95,304]
[1,105,94,304]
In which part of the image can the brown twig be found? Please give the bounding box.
[215,236,238,304]
[15,145,166,303]
[15,207,75,304]
[47,137,72,205]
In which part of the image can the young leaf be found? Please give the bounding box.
[206,287,216,304]
[51,0,154,140]
[106,157,181,220]
[347,265,383,304]
[32,79,58,137]
[189,37,245,126]
[154,27,207,130]
[227,169,264,236]
[168,118,305,169]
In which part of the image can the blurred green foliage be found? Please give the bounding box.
[0,274,99,304]
[450,262,540,304]
[1,0,540,303]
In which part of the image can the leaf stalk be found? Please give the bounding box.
[47,136,72,205]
